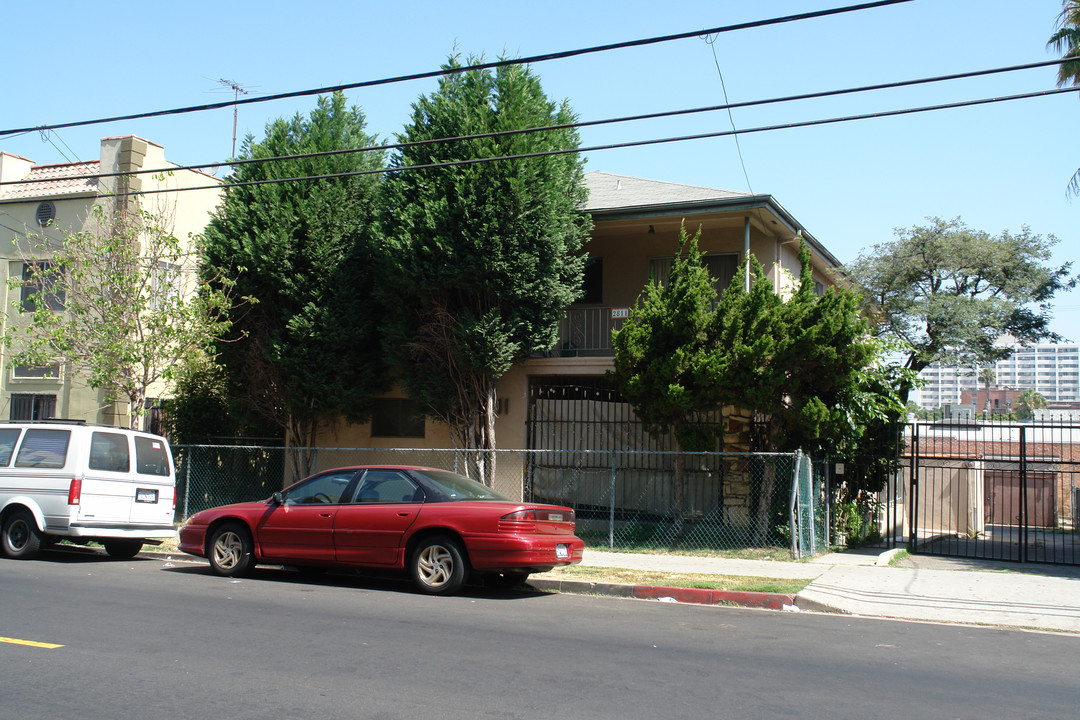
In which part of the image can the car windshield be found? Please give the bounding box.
[414,469,510,501]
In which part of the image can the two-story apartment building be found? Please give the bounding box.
[323,171,842,457]
[0,136,221,428]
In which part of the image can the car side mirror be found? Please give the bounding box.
[269,492,284,506]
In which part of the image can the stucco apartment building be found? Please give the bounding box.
[0,136,221,428]
[323,171,843,456]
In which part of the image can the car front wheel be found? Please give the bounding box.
[2,509,43,559]
[410,535,467,595]
[208,523,255,577]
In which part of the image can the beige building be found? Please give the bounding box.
[323,171,843,456]
[0,136,221,428]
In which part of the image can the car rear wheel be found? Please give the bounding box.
[104,539,144,559]
[2,509,43,559]
[411,535,467,595]
[208,523,255,577]
[485,572,531,590]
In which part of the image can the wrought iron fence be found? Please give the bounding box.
[902,420,1080,565]
[172,445,826,558]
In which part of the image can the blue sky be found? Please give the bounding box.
[4,0,1077,340]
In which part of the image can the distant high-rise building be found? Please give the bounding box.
[914,342,1080,409]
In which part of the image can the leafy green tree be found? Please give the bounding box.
[610,226,726,511]
[202,92,387,476]
[1047,0,1080,197]
[379,55,591,484]
[710,242,904,541]
[5,203,236,429]
[845,217,1073,403]
[612,231,906,540]
[1014,388,1048,420]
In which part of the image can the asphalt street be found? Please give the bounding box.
[2,548,1077,720]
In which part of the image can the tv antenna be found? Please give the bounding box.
[217,78,249,158]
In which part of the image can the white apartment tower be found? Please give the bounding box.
[915,342,1080,409]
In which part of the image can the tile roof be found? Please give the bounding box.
[0,160,100,201]
[583,171,752,212]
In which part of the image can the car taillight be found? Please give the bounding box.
[68,478,82,505]
[500,508,574,523]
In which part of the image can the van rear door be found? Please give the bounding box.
[81,430,138,525]
[128,434,174,526]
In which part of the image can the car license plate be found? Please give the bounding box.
[135,488,158,504]
[556,543,569,559]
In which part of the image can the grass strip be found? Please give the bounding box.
[533,565,809,594]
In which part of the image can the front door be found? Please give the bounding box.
[256,470,358,564]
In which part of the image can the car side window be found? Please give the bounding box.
[283,472,355,505]
[89,431,131,473]
[0,428,22,466]
[352,471,424,504]
[14,429,71,469]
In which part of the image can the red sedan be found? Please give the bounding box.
[178,465,584,595]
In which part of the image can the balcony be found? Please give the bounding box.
[537,306,629,358]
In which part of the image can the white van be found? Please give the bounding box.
[0,420,176,560]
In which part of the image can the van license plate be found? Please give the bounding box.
[556,544,569,559]
[135,488,158,504]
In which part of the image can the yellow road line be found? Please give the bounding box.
[0,636,64,649]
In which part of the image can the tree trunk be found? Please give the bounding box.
[753,459,777,547]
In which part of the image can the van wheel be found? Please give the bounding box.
[208,523,255,577]
[2,509,43,560]
[104,540,144,559]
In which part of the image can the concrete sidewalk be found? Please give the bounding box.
[533,548,1080,633]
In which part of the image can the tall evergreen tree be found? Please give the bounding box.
[379,55,591,484]
[202,92,386,476]
[610,226,725,512]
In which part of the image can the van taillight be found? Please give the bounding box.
[68,478,82,505]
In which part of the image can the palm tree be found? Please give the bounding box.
[1014,388,1048,420]
[1047,1,1080,196]
[978,367,996,415]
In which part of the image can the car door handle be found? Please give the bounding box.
[320,513,333,518]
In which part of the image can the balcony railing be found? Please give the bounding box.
[537,306,629,358]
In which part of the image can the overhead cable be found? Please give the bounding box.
[91,86,1079,200]
[1,56,1073,190]
[0,0,914,139]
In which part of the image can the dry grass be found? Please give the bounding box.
[532,565,808,594]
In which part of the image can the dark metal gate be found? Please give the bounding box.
[907,420,1080,565]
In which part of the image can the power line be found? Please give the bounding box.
[2,56,1073,190]
[0,0,914,140]
[91,85,1079,200]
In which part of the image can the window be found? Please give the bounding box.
[151,261,181,306]
[578,257,603,304]
[20,262,65,312]
[352,470,423,503]
[14,428,71,469]
[89,432,131,473]
[134,436,172,476]
[0,428,21,466]
[371,398,425,438]
[9,393,56,421]
[649,253,738,294]
[283,471,356,505]
[12,363,60,381]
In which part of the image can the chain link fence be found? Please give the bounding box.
[173,445,827,558]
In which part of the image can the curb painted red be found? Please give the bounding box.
[632,584,797,610]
